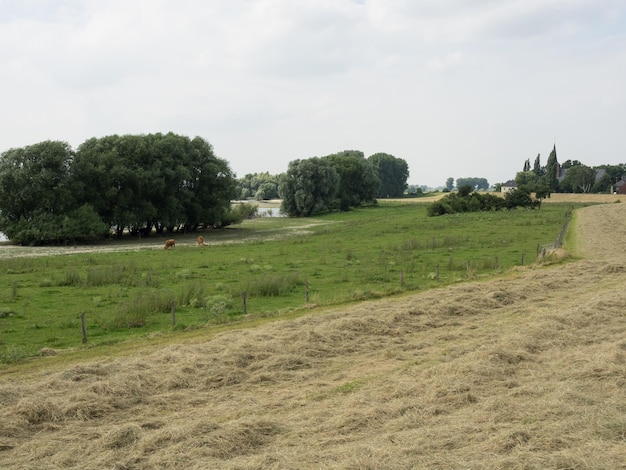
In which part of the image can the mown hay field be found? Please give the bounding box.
[1,200,626,469]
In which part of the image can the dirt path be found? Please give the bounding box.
[1,203,626,469]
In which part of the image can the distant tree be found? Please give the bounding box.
[505,187,537,210]
[445,177,455,191]
[237,172,280,200]
[279,158,339,216]
[593,164,626,193]
[406,185,424,195]
[368,153,409,198]
[596,163,625,183]
[456,177,489,191]
[559,164,596,193]
[592,172,613,193]
[523,159,531,172]
[533,154,544,177]
[514,168,552,204]
[544,145,559,192]
[458,184,473,198]
[323,150,379,211]
[255,181,279,200]
[560,159,582,169]
[533,183,551,208]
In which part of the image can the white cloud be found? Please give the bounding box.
[0,0,625,186]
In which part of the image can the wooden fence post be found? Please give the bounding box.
[494,256,499,270]
[81,313,87,344]
[520,252,525,266]
[436,263,440,281]
[170,301,176,326]
[242,291,248,314]
[400,270,404,286]
[305,281,309,304]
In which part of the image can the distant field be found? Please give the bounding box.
[542,192,626,204]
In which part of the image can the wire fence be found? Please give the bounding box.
[537,210,572,256]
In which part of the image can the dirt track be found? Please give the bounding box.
[1,202,626,469]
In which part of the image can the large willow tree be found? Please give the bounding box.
[0,133,237,244]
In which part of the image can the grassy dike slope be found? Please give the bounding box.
[1,201,626,469]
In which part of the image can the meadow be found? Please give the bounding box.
[0,201,575,365]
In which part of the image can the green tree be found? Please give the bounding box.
[505,187,537,209]
[533,154,544,177]
[544,145,559,192]
[237,172,281,200]
[593,164,626,193]
[445,177,455,191]
[184,136,237,229]
[368,153,409,198]
[559,164,596,193]
[73,133,236,236]
[279,158,339,216]
[0,141,108,244]
[456,177,489,191]
[323,150,379,211]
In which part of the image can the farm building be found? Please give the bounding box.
[615,176,626,194]
[501,180,517,193]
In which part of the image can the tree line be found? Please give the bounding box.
[515,145,625,194]
[237,151,410,217]
[0,136,410,244]
[278,150,409,216]
[0,133,241,245]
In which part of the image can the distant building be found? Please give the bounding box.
[501,180,517,193]
[615,176,626,194]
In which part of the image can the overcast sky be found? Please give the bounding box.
[1,0,624,187]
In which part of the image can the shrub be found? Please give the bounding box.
[205,295,234,316]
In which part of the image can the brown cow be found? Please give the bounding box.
[197,236,205,246]
[164,239,176,249]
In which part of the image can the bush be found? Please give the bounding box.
[205,295,234,316]
[428,187,512,216]
[3,204,108,245]
[220,203,258,227]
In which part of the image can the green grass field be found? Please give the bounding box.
[0,201,576,364]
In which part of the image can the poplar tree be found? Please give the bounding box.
[544,145,559,192]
